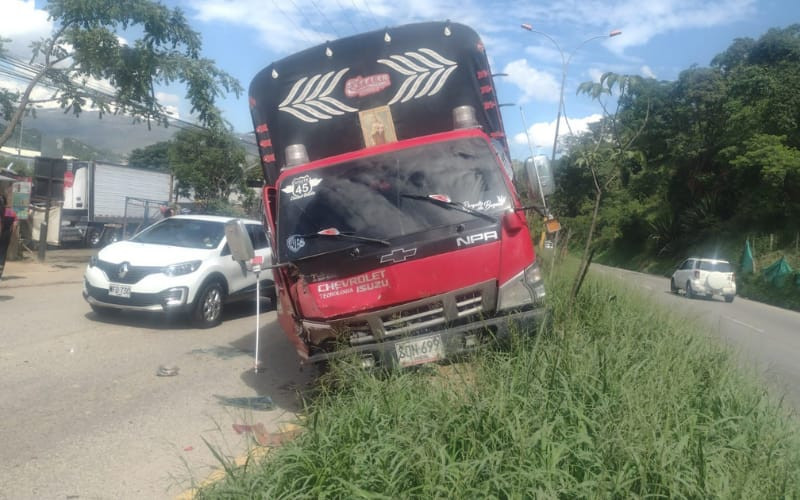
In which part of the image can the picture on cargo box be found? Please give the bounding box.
[359,106,397,147]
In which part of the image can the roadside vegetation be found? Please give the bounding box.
[547,24,800,310]
[196,261,800,498]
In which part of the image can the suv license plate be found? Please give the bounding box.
[109,283,131,298]
[395,335,444,367]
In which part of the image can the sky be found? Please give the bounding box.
[1,0,799,160]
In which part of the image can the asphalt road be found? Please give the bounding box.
[0,248,311,499]
[592,264,800,410]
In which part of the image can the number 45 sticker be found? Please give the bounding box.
[282,175,322,201]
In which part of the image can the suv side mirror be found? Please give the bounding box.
[224,219,255,262]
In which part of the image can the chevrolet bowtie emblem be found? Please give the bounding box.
[380,248,417,264]
[117,262,130,279]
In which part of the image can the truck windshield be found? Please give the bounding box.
[276,136,511,261]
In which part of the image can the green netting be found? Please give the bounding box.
[741,239,754,274]
[763,256,794,287]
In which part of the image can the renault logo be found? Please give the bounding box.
[117,262,130,279]
[380,248,417,264]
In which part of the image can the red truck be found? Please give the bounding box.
[249,21,547,368]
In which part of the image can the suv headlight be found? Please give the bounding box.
[163,260,202,276]
[497,262,546,311]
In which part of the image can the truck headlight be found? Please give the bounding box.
[497,262,546,311]
[163,260,202,276]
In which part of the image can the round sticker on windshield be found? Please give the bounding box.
[282,175,321,201]
[287,235,306,253]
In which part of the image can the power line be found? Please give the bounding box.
[309,0,341,38]
[0,54,205,134]
[356,0,381,29]
[269,0,316,46]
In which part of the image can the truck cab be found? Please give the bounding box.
[250,22,547,367]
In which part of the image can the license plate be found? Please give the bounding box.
[395,335,444,367]
[109,283,131,298]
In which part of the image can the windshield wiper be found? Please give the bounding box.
[299,228,390,246]
[400,193,497,223]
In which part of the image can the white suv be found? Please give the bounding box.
[83,215,275,327]
[670,257,736,303]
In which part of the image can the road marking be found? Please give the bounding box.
[722,315,765,334]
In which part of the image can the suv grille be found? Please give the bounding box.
[96,260,163,284]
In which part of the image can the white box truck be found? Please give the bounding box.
[32,158,174,247]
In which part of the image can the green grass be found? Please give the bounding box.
[198,265,800,499]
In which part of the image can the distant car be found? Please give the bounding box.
[83,214,276,327]
[670,257,736,303]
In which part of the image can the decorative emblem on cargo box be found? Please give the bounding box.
[377,48,458,105]
[281,175,322,201]
[345,73,391,97]
[278,68,358,123]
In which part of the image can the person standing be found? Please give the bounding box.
[0,194,18,281]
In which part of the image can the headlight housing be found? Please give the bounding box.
[163,260,202,277]
[496,262,546,311]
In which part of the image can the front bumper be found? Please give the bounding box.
[83,281,190,312]
[306,306,546,366]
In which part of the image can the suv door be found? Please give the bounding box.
[675,259,694,287]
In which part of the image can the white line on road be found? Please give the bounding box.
[723,315,765,334]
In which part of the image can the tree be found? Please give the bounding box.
[0,0,242,148]
[168,127,247,210]
[128,140,170,171]
[0,39,19,121]
[568,73,649,301]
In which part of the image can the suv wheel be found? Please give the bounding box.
[193,281,225,328]
[670,278,678,294]
[724,295,735,303]
[686,281,695,299]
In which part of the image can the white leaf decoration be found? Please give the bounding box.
[278,68,357,123]
[379,48,458,105]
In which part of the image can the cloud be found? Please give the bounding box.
[502,59,561,104]
[0,0,52,58]
[590,0,756,55]
[640,65,657,78]
[155,92,181,118]
[513,113,603,154]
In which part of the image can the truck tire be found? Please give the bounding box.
[193,280,225,328]
[86,227,104,248]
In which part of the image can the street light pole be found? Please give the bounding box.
[520,24,621,163]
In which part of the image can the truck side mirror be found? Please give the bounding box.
[524,155,555,200]
[224,219,255,262]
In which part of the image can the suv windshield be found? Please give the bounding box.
[132,218,225,249]
[699,260,733,273]
[276,136,511,260]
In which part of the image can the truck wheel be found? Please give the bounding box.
[724,295,735,303]
[193,281,225,328]
[104,229,120,246]
[86,228,103,248]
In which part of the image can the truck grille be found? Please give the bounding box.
[321,280,496,345]
[96,260,163,284]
